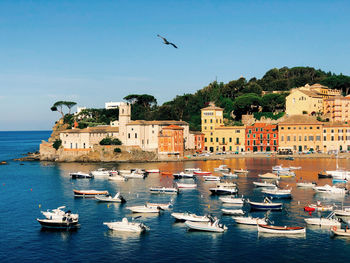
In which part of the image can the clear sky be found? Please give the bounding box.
[0,0,349,131]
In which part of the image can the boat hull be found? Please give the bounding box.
[248,201,282,211]
[258,224,305,234]
[209,188,238,195]
[37,219,79,229]
[185,221,227,232]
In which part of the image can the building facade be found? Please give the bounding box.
[189,131,205,152]
[323,123,350,152]
[158,125,184,156]
[324,96,350,123]
[245,123,278,152]
[278,115,323,152]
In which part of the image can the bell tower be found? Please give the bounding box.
[118,102,131,144]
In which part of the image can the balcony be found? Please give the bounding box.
[219,142,227,145]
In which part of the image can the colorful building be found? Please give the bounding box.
[189,131,205,152]
[245,123,278,152]
[324,96,350,123]
[201,104,245,152]
[158,125,184,156]
[278,115,323,152]
[322,123,350,152]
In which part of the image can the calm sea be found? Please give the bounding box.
[1,131,350,263]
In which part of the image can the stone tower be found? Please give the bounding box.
[118,102,131,144]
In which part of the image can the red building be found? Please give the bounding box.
[245,123,278,152]
[158,125,184,156]
[190,131,205,152]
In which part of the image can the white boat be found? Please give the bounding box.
[221,208,244,215]
[73,189,109,197]
[262,188,292,199]
[219,196,244,205]
[258,173,279,179]
[313,184,347,195]
[171,212,210,222]
[304,212,341,227]
[272,165,290,172]
[95,193,126,203]
[289,166,301,170]
[326,170,350,180]
[253,181,277,188]
[69,171,93,179]
[41,206,79,221]
[248,197,283,211]
[277,170,295,177]
[149,187,179,194]
[334,207,350,217]
[108,174,127,181]
[203,175,221,181]
[185,218,227,232]
[222,172,238,178]
[184,168,201,172]
[176,182,197,189]
[37,216,79,229]
[233,169,248,175]
[305,201,334,212]
[232,216,267,225]
[257,224,305,235]
[209,185,238,195]
[145,202,172,210]
[297,182,316,188]
[90,168,110,176]
[214,165,230,172]
[331,226,350,237]
[173,172,194,179]
[127,205,161,213]
[145,169,160,173]
[123,172,145,179]
[103,218,150,233]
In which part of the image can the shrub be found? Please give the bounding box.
[114,147,121,153]
[53,139,62,150]
[100,137,122,145]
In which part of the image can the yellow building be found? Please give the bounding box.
[278,115,323,152]
[201,105,245,152]
[323,123,350,152]
[324,96,350,123]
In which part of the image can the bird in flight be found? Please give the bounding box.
[157,34,178,49]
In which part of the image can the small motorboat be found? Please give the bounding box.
[232,216,267,225]
[108,174,127,181]
[248,197,283,211]
[70,171,93,179]
[318,171,332,178]
[334,207,350,217]
[203,175,221,181]
[221,208,244,215]
[257,224,305,235]
[304,212,341,227]
[233,169,248,175]
[296,182,316,188]
[258,173,279,179]
[127,205,161,213]
[313,184,347,195]
[161,171,172,176]
[149,187,179,194]
[171,212,210,222]
[262,188,292,199]
[185,218,227,233]
[219,196,244,205]
[145,202,172,210]
[209,185,238,195]
[272,165,290,172]
[332,179,348,184]
[222,172,238,178]
[176,182,197,189]
[123,172,145,179]
[289,166,301,170]
[253,181,277,188]
[103,218,150,233]
[173,172,194,179]
[214,165,230,172]
[37,211,80,229]
[41,206,79,221]
[73,189,109,198]
[90,168,110,177]
[304,201,333,212]
[277,171,295,177]
[145,169,160,173]
[95,193,126,203]
[331,226,350,237]
[194,171,212,175]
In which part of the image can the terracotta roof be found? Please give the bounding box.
[61,126,119,133]
[298,90,323,98]
[279,115,321,125]
[201,106,224,111]
[162,125,184,130]
[126,120,189,126]
[322,122,350,128]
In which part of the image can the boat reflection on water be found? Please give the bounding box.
[258,231,306,239]
[39,227,78,241]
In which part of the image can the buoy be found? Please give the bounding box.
[30,188,32,191]
[107,204,110,208]
[39,204,41,208]
[208,205,210,208]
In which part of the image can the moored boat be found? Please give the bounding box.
[233,169,248,175]
[203,175,221,181]
[304,201,333,212]
[248,197,283,211]
[173,172,194,179]
[214,165,230,172]
[184,168,201,172]
[41,206,79,221]
[194,171,212,175]
[171,212,210,222]
[222,172,238,178]
[209,185,238,195]
[149,187,179,194]
[146,202,172,210]
[95,193,126,203]
[297,182,316,188]
[232,216,267,225]
[257,224,305,234]
[176,182,197,189]
[127,205,161,213]
[262,188,292,199]
[103,218,150,233]
[258,173,279,179]
[90,168,110,177]
[221,208,244,215]
[123,172,145,179]
[70,171,93,179]
[73,189,109,197]
[331,226,350,237]
[253,181,277,188]
[334,207,350,217]
[108,174,127,181]
[219,196,244,205]
[304,212,341,227]
[313,184,347,195]
[185,218,227,232]
[272,165,290,172]
[145,169,160,173]
[37,217,80,229]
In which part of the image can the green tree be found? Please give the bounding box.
[52,139,62,150]
[233,93,261,119]
[50,101,77,118]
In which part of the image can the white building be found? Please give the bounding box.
[105,102,123,109]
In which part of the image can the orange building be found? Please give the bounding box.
[190,131,205,152]
[245,123,278,152]
[158,125,184,156]
[324,96,350,123]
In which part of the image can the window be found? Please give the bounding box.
[204,119,207,123]
[70,143,72,149]
[216,119,218,123]
[210,138,213,142]
[274,134,276,138]
[216,137,218,142]
[309,136,314,141]
[256,128,258,132]
[247,140,250,146]
[229,138,232,142]
[273,140,276,145]
[247,134,250,138]
[260,128,263,132]
[76,143,78,149]
[222,138,225,144]
[281,127,284,130]
[253,134,256,138]
[236,138,239,144]
[249,129,252,134]
[281,136,284,141]
[331,129,334,133]
[135,133,137,138]
[331,136,334,141]
[83,143,85,148]
[316,136,321,141]
[267,134,270,139]
[294,136,296,141]
[287,136,290,141]
[210,119,213,123]
[299,136,301,141]
[288,127,291,130]
[128,133,130,139]
[323,129,326,133]
[205,138,207,142]
[236,130,240,133]
[304,136,307,141]
[323,136,326,141]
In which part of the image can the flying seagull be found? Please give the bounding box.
[157,34,178,49]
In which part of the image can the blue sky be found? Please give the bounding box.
[0,0,349,130]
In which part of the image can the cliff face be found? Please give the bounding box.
[48,118,70,143]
